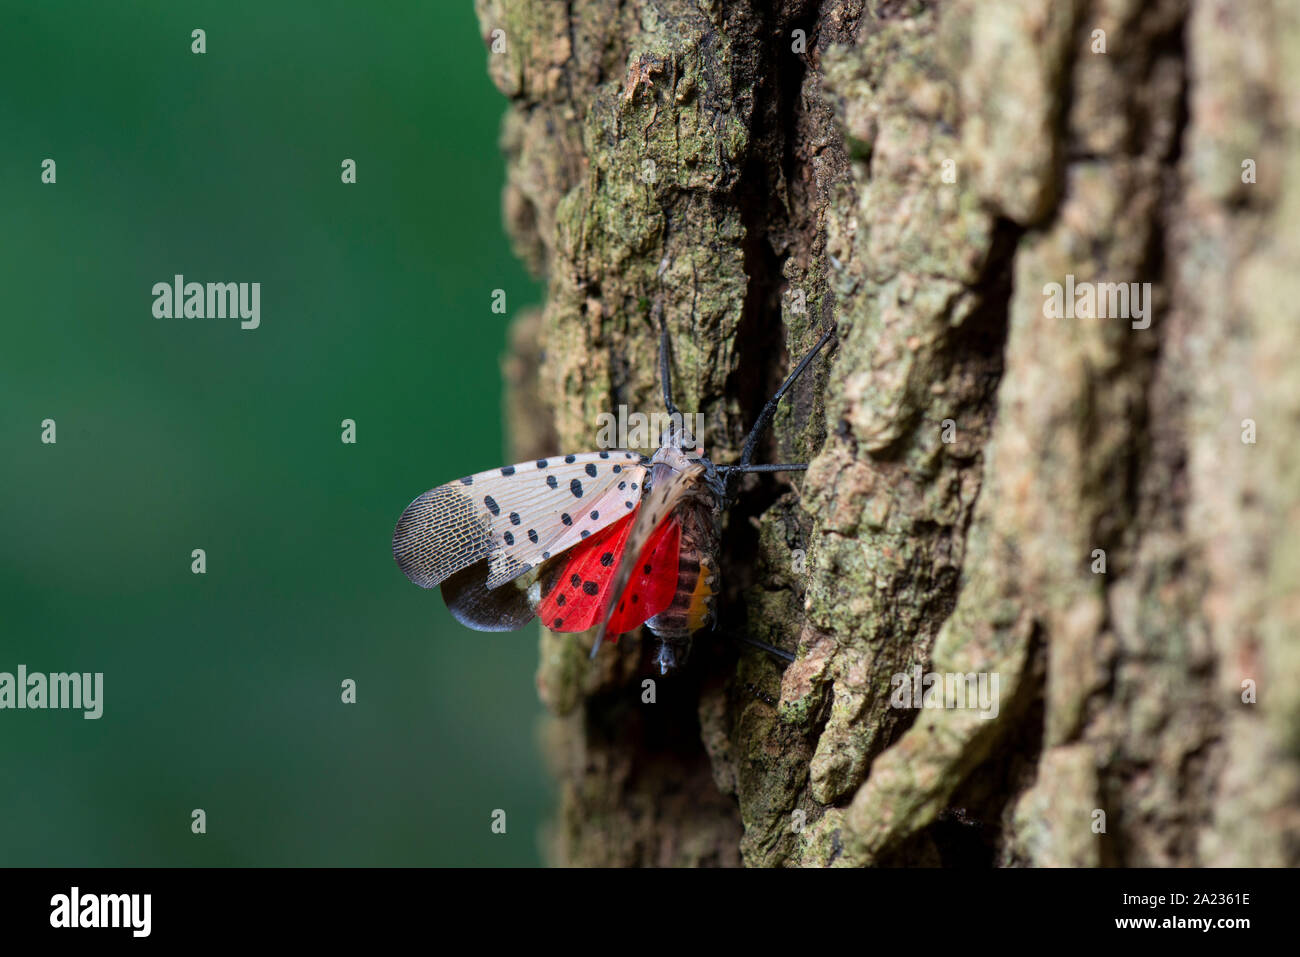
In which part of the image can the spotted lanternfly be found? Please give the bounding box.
[392,317,836,674]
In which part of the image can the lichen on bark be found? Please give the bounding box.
[475,0,1300,867]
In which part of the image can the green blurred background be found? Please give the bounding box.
[0,1,549,865]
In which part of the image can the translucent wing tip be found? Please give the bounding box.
[392,485,491,588]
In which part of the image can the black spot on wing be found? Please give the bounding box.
[503,531,514,546]
[589,510,599,520]
[501,466,515,476]
[585,464,597,477]
[556,593,566,606]
[582,581,599,596]
[565,454,576,463]
[528,529,539,543]
[484,495,500,516]
[570,574,581,587]
[509,512,521,525]
[460,476,473,485]
[570,479,584,498]
[536,459,548,468]
[562,513,572,526]
[600,552,614,567]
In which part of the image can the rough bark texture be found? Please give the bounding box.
[475,0,1300,866]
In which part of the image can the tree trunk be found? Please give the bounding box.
[475,0,1300,867]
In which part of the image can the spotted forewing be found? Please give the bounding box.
[394,451,648,586]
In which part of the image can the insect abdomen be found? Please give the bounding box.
[646,553,716,640]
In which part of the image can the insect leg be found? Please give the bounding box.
[734,634,795,664]
[716,463,808,476]
[737,324,837,468]
[657,300,681,419]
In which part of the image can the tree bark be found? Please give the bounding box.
[475,0,1300,867]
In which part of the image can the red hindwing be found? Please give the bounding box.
[605,517,681,636]
[536,507,680,639]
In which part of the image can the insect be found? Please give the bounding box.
[392,313,836,674]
